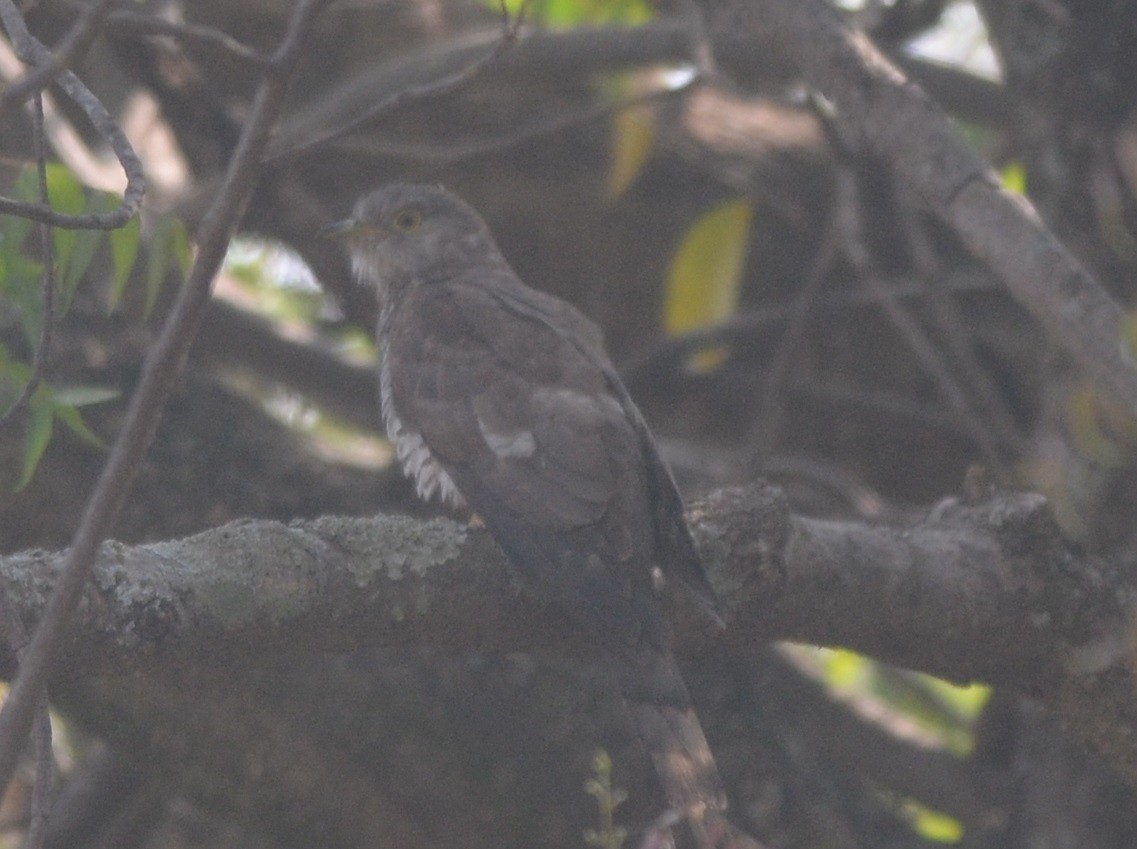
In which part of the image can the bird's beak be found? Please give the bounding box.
[319,218,361,240]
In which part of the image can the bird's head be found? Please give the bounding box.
[323,183,504,295]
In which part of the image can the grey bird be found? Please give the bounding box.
[326,183,728,834]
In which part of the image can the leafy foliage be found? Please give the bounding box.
[0,163,183,487]
[0,346,115,489]
[491,0,652,28]
[583,749,628,849]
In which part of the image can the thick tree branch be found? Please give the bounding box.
[695,0,1137,415]
[0,482,1129,779]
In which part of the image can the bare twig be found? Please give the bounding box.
[0,589,52,849]
[0,0,111,114]
[0,0,143,229]
[0,0,332,800]
[832,165,1009,477]
[266,1,527,163]
[746,194,843,467]
[694,0,1137,415]
[328,83,688,166]
[898,192,1027,453]
[620,270,998,389]
[19,696,51,849]
[0,94,56,431]
[102,9,274,70]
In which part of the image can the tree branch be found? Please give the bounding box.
[694,0,1137,415]
[0,482,1129,780]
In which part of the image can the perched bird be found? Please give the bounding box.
[326,183,727,830]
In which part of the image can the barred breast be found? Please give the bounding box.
[377,311,466,509]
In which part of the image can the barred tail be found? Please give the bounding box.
[617,646,727,821]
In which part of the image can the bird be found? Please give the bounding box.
[325,183,728,835]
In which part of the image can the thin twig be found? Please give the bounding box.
[832,164,1009,477]
[0,0,111,114]
[897,194,1026,453]
[0,0,333,800]
[0,93,57,431]
[19,696,51,849]
[746,198,843,468]
[266,0,527,164]
[103,9,273,71]
[620,270,997,388]
[0,590,52,849]
[0,0,143,229]
[327,83,688,166]
[697,0,1137,415]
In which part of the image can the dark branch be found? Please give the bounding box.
[0,0,111,114]
[0,0,143,230]
[102,9,274,71]
[693,0,1137,415]
[0,482,1128,780]
[0,0,332,800]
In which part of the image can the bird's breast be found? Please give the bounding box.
[378,314,466,509]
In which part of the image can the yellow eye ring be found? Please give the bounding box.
[393,210,422,231]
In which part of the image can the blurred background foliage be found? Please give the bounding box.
[1,0,1137,847]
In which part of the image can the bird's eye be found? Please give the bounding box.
[393,210,422,232]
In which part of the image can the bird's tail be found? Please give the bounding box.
[616,646,727,824]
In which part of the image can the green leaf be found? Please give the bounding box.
[663,198,754,371]
[1000,161,1026,195]
[62,226,101,303]
[145,215,173,315]
[903,799,963,844]
[52,385,120,407]
[12,163,91,308]
[108,212,141,311]
[44,166,88,289]
[491,0,651,26]
[170,217,194,278]
[53,402,104,448]
[3,257,47,347]
[0,209,33,277]
[17,395,54,491]
[144,214,192,316]
[62,192,118,302]
[0,353,30,411]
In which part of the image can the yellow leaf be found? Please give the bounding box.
[664,199,753,371]
[903,799,963,844]
[1123,310,1137,359]
[606,103,655,199]
[1065,384,1137,468]
[1000,161,1026,195]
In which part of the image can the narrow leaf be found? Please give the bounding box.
[108,213,141,310]
[606,102,655,199]
[170,218,194,278]
[145,215,173,316]
[52,385,120,407]
[54,403,105,448]
[17,398,54,491]
[663,198,754,371]
[62,227,102,301]
[43,165,88,287]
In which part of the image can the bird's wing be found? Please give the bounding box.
[387,274,669,648]
[478,273,719,618]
